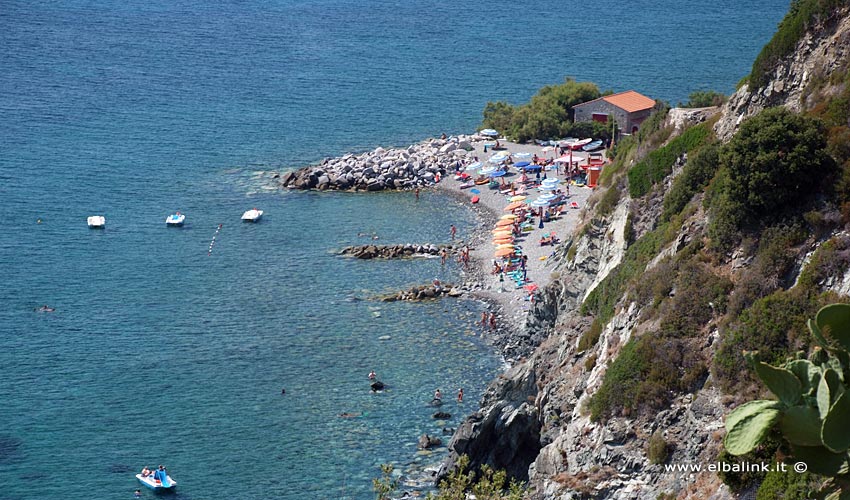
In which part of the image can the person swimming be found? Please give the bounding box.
[35,305,55,312]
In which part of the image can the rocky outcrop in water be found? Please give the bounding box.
[339,243,466,259]
[377,283,462,302]
[281,135,482,191]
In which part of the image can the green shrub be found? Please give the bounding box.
[716,440,780,492]
[647,431,669,464]
[429,455,525,500]
[707,107,833,252]
[714,289,827,393]
[683,90,726,107]
[589,334,705,420]
[658,261,733,338]
[749,0,847,89]
[584,352,598,371]
[578,319,604,351]
[595,184,621,218]
[628,121,714,198]
[797,234,850,291]
[720,107,832,218]
[661,142,720,221]
[756,467,813,500]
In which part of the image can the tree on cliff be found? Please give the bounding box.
[709,106,834,249]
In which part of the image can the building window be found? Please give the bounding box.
[592,113,608,123]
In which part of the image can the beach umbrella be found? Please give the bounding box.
[523,165,542,172]
[542,178,561,185]
[514,161,531,169]
[492,227,512,234]
[470,188,481,194]
[495,219,514,227]
[480,129,498,137]
[467,162,482,170]
[503,201,525,211]
[538,194,556,203]
[500,214,518,220]
[524,284,539,292]
[489,170,506,178]
[530,199,550,208]
[494,247,516,257]
[508,195,526,202]
[513,152,531,158]
[496,243,516,249]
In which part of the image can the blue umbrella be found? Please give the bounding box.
[514,161,531,168]
[470,188,481,194]
[489,170,506,177]
[523,165,542,172]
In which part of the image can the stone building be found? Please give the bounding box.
[572,90,656,134]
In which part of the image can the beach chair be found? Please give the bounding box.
[570,201,580,209]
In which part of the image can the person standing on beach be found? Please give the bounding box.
[489,313,497,331]
[481,312,488,329]
[450,224,457,240]
[440,248,447,266]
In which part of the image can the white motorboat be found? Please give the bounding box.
[87,216,106,228]
[241,208,263,222]
[166,212,185,226]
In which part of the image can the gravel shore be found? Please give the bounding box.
[437,138,596,338]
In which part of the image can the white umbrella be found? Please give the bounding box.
[512,152,531,159]
[542,178,561,186]
[530,199,550,207]
[467,162,482,170]
[479,166,497,175]
[480,129,498,137]
[538,193,557,202]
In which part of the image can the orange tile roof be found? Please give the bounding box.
[601,90,655,113]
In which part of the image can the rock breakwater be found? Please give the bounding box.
[339,243,468,259]
[280,135,483,191]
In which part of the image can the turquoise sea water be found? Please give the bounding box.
[1,0,789,498]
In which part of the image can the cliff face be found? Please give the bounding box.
[443,5,850,499]
[715,5,850,140]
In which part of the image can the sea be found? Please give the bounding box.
[0,1,789,498]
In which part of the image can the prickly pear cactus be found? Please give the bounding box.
[724,304,850,496]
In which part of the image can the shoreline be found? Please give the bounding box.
[434,138,595,359]
[277,133,597,360]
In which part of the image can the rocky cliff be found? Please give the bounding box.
[442,3,850,499]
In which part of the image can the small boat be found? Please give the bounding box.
[241,208,263,222]
[136,470,176,491]
[582,140,604,152]
[166,212,185,226]
[87,216,106,228]
[569,138,593,150]
[459,181,474,189]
